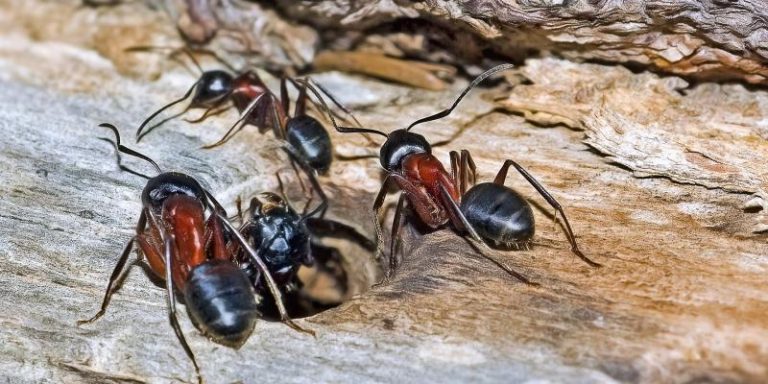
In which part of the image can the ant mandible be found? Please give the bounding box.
[78,123,313,383]
[321,64,602,284]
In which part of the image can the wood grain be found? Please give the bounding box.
[0,2,767,384]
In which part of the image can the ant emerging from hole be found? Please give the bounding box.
[130,47,361,177]
[319,64,602,285]
[232,173,375,319]
[78,123,314,383]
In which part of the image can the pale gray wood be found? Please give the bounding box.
[1,2,768,384]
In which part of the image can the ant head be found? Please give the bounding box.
[379,129,431,171]
[248,192,292,217]
[245,192,313,282]
[192,70,234,107]
[142,172,208,214]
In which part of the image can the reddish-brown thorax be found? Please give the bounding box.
[137,194,225,292]
[232,73,268,110]
[162,195,207,288]
[396,153,462,229]
[231,72,287,131]
[402,153,460,202]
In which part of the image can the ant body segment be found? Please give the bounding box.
[132,47,359,177]
[131,47,270,142]
[78,123,313,383]
[234,174,375,318]
[322,64,602,283]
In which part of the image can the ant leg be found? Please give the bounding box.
[290,79,388,139]
[288,159,310,196]
[282,146,327,218]
[226,195,244,222]
[77,237,136,324]
[183,47,238,73]
[184,102,231,123]
[295,78,382,146]
[202,93,268,149]
[275,171,303,214]
[438,184,538,286]
[301,78,363,127]
[371,175,393,263]
[461,150,477,187]
[280,77,290,117]
[205,212,229,262]
[304,217,376,252]
[125,45,204,75]
[294,81,308,118]
[215,214,316,337]
[202,190,229,221]
[169,46,204,74]
[293,77,384,146]
[268,93,288,141]
[77,206,151,325]
[136,81,199,141]
[494,160,601,268]
[301,193,316,217]
[161,237,202,384]
[449,151,460,189]
[388,194,406,278]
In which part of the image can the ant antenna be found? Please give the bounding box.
[294,78,389,139]
[406,63,515,132]
[135,81,199,141]
[99,123,162,175]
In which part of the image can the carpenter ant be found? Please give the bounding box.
[234,174,375,318]
[208,75,346,173]
[130,46,269,141]
[78,123,313,383]
[131,47,359,174]
[321,64,602,284]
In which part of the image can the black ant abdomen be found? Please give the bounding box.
[141,172,208,214]
[460,182,535,248]
[183,260,261,348]
[285,115,333,174]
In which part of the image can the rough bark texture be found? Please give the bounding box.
[263,0,768,85]
[2,1,768,384]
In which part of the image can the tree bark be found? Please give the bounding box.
[265,0,768,85]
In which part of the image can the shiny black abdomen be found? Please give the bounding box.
[460,183,535,247]
[194,70,234,107]
[285,116,332,173]
[141,172,208,214]
[184,260,260,348]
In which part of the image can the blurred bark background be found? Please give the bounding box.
[1,1,767,383]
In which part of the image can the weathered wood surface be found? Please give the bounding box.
[167,0,768,85]
[2,1,768,384]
